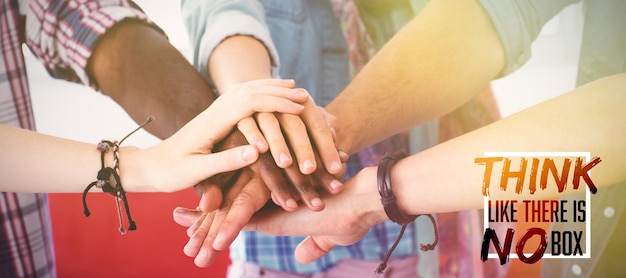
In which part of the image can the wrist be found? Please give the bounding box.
[354,166,389,226]
[378,151,417,224]
[117,146,150,192]
[332,116,357,155]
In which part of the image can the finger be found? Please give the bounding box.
[194,145,258,180]
[316,106,338,140]
[226,81,309,116]
[213,179,271,251]
[237,117,268,152]
[189,210,227,267]
[244,78,296,89]
[339,147,350,163]
[184,212,213,257]
[311,165,344,195]
[176,81,306,148]
[186,212,207,238]
[256,113,293,168]
[172,207,203,228]
[170,146,256,191]
[194,245,220,268]
[194,228,221,268]
[197,184,224,212]
[295,236,337,264]
[185,212,208,237]
[300,98,342,175]
[308,150,345,194]
[202,174,252,247]
[277,113,317,175]
[255,153,299,210]
[282,164,324,211]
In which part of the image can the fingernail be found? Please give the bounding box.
[214,232,225,250]
[242,146,256,161]
[286,199,298,210]
[296,88,309,98]
[184,238,200,251]
[293,103,305,110]
[311,198,323,208]
[279,153,291,166]
[339,151,349,163]
[303,160,315,171]
[197,248,208,260]
[256,141,268,152]
[330,180,343,191]
[283,79,295,85]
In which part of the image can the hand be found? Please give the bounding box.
[175,151,344,267]
[174,166,387,265]
[121,78,308,192]
[174,173,271,267]
[237,85,346,176]
[205,130,345,211]
[203,103,350,211]
[244,166,388,264]
[173,146,348,267]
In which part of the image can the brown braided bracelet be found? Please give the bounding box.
[375,151,439,275]
[82,116,153,234]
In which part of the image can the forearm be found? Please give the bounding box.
[0,125,132,192]
[208,35,273,93]
[247,75,626,262]
[384,74,626,218]
[327,0,505,154]
[0,79,308,193]
[88,20,215,139]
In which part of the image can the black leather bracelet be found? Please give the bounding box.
[377,151,417,224]
[374,151,439,275]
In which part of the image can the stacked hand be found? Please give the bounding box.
[172,79,350,267]
[173,166,387,265]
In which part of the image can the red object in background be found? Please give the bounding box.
[48,188,230,277]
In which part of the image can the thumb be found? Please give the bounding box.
[294,236,337,264]
[172,207,202,228]
[201,145,258,178]
[198,184,223,212]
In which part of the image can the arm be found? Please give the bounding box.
[182,0,344,203]
[247,73,626,262]
[25,1,213,140]
[172,1,347,267]
[88,21,214,139]
[183,0,342,176]
[0,79,307,193]
[327,0,505,154]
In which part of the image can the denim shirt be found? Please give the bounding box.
[479,0,626,277]
[181,0,422,274]
[181,0,348,107]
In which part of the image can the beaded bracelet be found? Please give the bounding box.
[82,116,153,234]
[375,151,439,274]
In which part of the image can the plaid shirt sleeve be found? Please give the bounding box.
[22,0,163,90]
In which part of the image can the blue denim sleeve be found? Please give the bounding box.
[477,0,579,77]
[180,0,280,85]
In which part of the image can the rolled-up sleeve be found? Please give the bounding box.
[477,0,578,77]
[22,0,162,90]
[180,0,279,84]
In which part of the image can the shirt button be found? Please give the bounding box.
[604,207,615,218]
[572,264,582,276]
